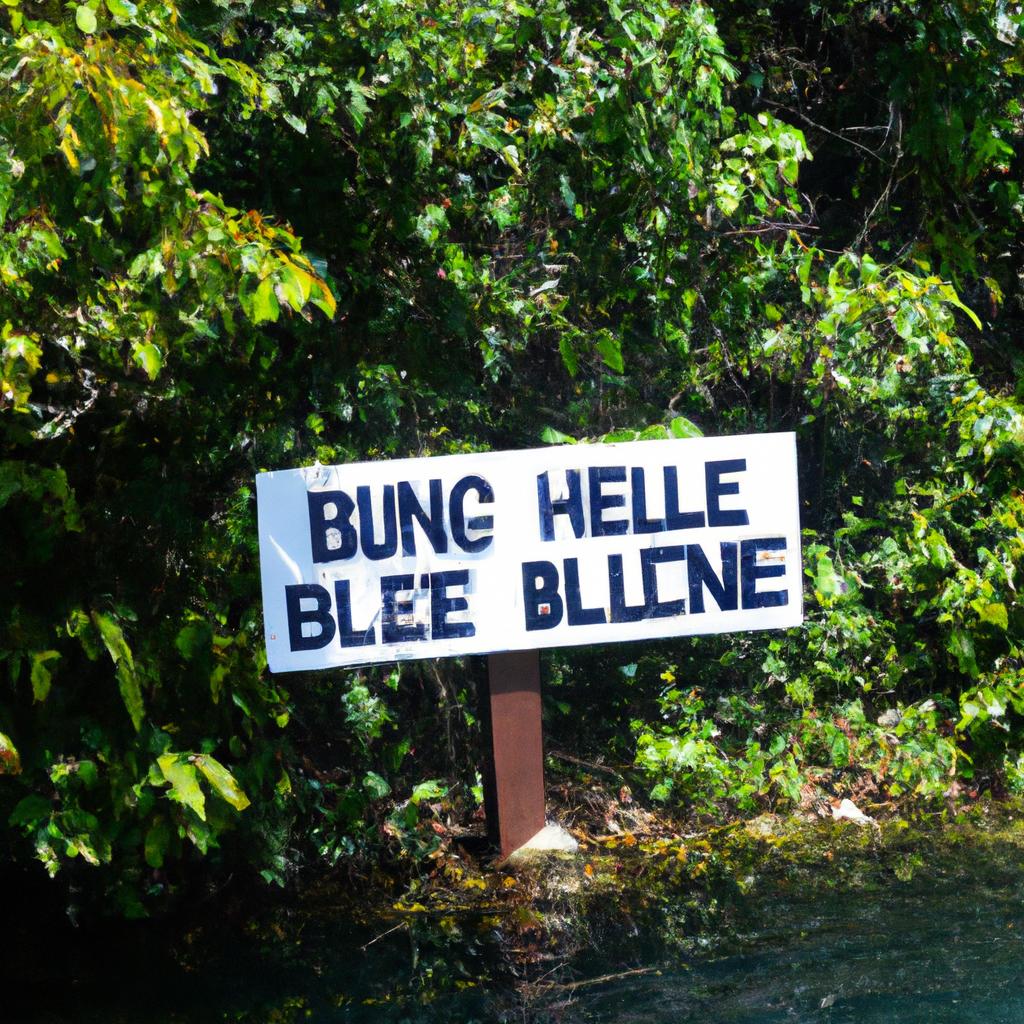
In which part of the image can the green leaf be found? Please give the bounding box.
[92,610,131,665]
[277,266,306,312]
[638,425,670,440]
[595,334,624,373]
[30,650,60,702]
[77,760,99,788]
[558,335,579,376]
[924,531,950,569]
[939,284,982,330]
[345,80,371,133]
[76,4,97,33]
[409,779,446,805]
[813,553,844,598]
[175,621,213,662]
[158,754,206,820]
[134,343,162,380]
[8,794,51,828]
[194,754,251,812]
[66,836,100,865]
[252,277,280,324]
[362,770,391,800]
[144,817,171,868]
[948,629,979,679]
[92,611,144,731]
[105,0,137,16]
[283,112,307,135]
[309,280,337,319]
[829,731,850,767]
[669,416,704,439]
[540,426,577,444]
[649,781,672,802]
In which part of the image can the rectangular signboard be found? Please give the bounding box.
[256,433,802,673]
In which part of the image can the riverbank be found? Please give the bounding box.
[8,793,1024,1023]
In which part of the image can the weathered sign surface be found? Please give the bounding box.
[256,433,802,673]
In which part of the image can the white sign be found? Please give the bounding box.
[256,433,802,673]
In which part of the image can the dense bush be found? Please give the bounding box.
[0,0,1021,913]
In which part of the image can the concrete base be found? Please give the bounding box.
[503,822,579,864]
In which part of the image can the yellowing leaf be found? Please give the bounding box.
[975,601,1009,630]
[67,835,100,865]
[311,279,336,319]
[59,127,80,173]
[252,276,280,324]
[157,754,206,820]
[194,754,251,812]
[30,650,60,702]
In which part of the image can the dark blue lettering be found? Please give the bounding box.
[357,484,398,560]
[686,542,738,613]
[285,583,336,651]
[564,557,606,625]
[741,538,789,609]
[664,466,705,530]
[630,467,665,534]
[522,561,563,630]
[398,479,448,557]
[608,553,647,623]
[705,459,749,528]
[381,574,427,644]
[536,470,585,541]
[640,545,687,617]
[333,579,376,647]
[307,490,358,562]
[430,569,475,640]
[589,466,629,537]
[450,475,494,553]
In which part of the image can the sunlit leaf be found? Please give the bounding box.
[157,754,206,820]
[194,754,251,812]
[669,416,703,439]
[92,612,144,731]
[75,4,97,34]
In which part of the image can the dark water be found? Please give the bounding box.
[8,829,1024,1023]
[564,875,1024,1024]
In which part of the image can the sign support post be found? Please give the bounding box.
[485,650,546,859]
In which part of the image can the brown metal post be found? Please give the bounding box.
[486,649,546,859]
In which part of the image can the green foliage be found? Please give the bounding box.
[0,0,338,910]
[0,0,1022,914]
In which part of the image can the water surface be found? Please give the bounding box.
[10,819,1024,1023]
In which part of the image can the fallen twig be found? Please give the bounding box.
[548,750,626,776]
[360,920,408,952]
[527,966,660,994]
